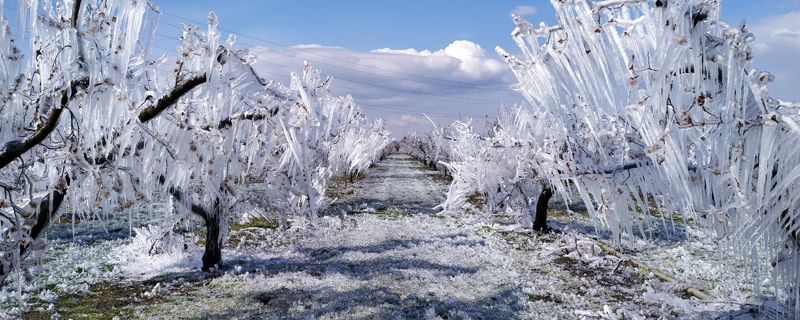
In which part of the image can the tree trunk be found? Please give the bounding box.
[533,186,552,231]
[202,203,223,271]
[167,189,225,272]
[0,180,68,285]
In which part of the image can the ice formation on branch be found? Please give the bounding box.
[392,119,452,171]
[440,0,799,312]
[0,0,160,286]
[439,106,567,228]
[0,0,390,283]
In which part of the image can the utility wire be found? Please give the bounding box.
[158,11,514,92]
[151,22,512,107]
[158,18,513,96]
[361,104,487,119]
[250,64,491,118]
[2,2,507,119]
[256,60,501,105]
[236,0,418,48]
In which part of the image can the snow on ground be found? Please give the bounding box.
[327,154,449,214]
[141,214,526,319]
[0,212,159,318]
[9,154,791,319]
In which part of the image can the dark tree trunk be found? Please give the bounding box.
[202,203,223,271]
[168,189,225,272]
[0,182,67,284]
[533,186,552,231]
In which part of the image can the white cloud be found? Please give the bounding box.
[371,40,506,80]
[382,111,461,135]
[249,41,520,136]
[386,114,434,129]
[749,11,800,101]
[511,5,537,17]
[290,44,341,49]
[772,28,800,39]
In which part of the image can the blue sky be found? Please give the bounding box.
[7,0,800,135]
[153,0,799,55]
[153,1,555,52]
[148,0,793,136]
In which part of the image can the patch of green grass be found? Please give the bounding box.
[429,172,453,184]
[373,208,407,219]
[330,173,366,185]
[327,174,365,199]
[475,225,496,234]
[227,217,286,247]
[466,192,486,209]
[229,217,279,232]
[548,209,573,219]
[24,281,159,320]
[194,217,284,247]
[24,275,216,320]
[627,194,694,224]
[330,175,350,184]
[21,309,51,320]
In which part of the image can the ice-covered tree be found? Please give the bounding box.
[0,0,194,284]
[440,105,568,231]
[276,64,391,225]
[441,0,799,311]
[394,120,452,171]
[136,51,392,270]
[0,0,391,281]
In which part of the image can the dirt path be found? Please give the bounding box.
[23,154,764,319]
[135,154,531,318]
[326,154,448,214]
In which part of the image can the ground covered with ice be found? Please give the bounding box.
[8,155,789,319]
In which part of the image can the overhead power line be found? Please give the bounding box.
[360,104,488,119]
[256,61,500,105]
[158,11,514,92]
[2,1,510,118]
[155,20,514,98]
[237,0,417,49]
[149,20,510,107]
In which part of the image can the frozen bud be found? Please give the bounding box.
[207,12,218,28]
[225,34,237,48]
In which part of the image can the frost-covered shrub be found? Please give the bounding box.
[394,120,453,171]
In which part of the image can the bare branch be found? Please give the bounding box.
[0,77,90,170]
[137,74,208,123]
